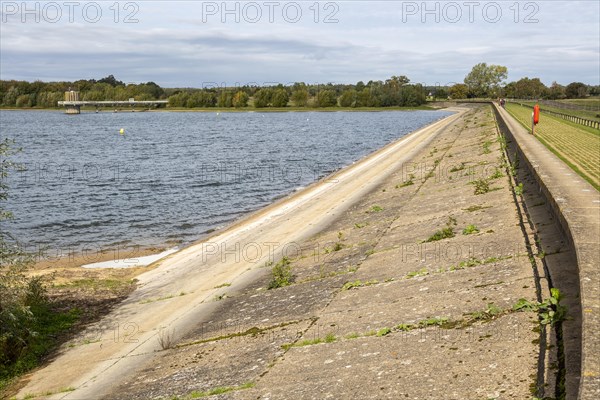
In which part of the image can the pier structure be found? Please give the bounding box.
[58,91,168,114]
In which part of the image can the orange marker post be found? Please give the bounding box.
[532,104,540,135]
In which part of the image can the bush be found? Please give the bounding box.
[1,138,78,389]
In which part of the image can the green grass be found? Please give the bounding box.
[518,100,600,123]
[0,305,80,391]
[505,103,599,190]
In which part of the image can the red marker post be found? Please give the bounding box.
[532,104,540,135]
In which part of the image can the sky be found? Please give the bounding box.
[0,0,599,87]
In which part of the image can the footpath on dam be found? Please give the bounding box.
[16,105,561,400]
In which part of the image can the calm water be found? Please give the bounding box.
[2,109,452,257]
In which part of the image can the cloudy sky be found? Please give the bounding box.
[1,0,598,87]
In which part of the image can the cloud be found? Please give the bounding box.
[1,1,598,86]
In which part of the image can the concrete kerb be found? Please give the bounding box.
[493,102,600,400]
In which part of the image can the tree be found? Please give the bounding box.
[339,89,356,107]
[232,91,249,108]
[253,88,273,108]
[291,87,309,107]
[464,63,508,97]
[548,82,566,100]
[448,83,468,99]
[98,74,124,87]
[315,90,337,107]
[271,88,289,107]
[565,82,588,98]
[217,91,233,108]
[168,92,190,108]
[434,87,448,100]
[511,77,547,99]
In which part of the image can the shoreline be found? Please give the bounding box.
[15,106,466,398]
[27,110,454,272]
[0,105,440,113]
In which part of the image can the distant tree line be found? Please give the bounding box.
[0,75,166,108]
[446,63,600,100]
[0,75,428,109]
[2,69,598,109]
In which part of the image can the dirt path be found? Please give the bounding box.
[15,108,467,399]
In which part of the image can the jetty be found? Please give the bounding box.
[58,90,167,114]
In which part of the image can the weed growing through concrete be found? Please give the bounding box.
[471,178,491,195]
[342,279,378,290]
[515,182,524,196]
[462,224,480,235]
[396,174,415,188]
[449,163,466,173]
[367,205,384,213]
[405,268,429,279]
[424,217,456,242]
[482,140,492,154]
[268,257,293,289]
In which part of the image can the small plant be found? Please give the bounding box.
[332,242,344,251]
[537,250,546,259]
[513,289,567,326]
[539,288,567,326]
[268,257,293,289]
[213,282,231,289]
[345,332,360,339]
[343,280,363,290]
[449,163,465,173]
[324,333,337,343]
[471,178,490,195]
[424,217,456,242]
[376,327,391,337]
[396,323,413,331]
[367,205,384,213]
[462,224,480,235]
[482,140,492,154]
[464,204,491,212]
[396,178,414,188]
[469,303,503,322]
[515,182,524,196]
[157,328,174,350]
[354,222,367,229]
[406,268,429,279]
[419,317,449,328]
[488,168,503,180]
